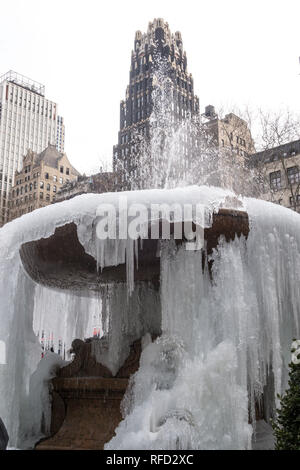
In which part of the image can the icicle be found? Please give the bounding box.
[126,238,135,296]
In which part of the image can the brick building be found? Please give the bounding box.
[8,144,79,222]
[203,105,255,158]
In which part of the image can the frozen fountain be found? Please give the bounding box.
[0,61,300,451]
[0,187,300,450]
[17,190,248,449]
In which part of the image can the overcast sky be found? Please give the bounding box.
[1,0,299,175]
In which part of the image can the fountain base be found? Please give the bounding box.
[36,377,129,450]
[35,338,143,450]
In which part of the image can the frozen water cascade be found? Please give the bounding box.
[0,188,300,449]
[33,285,102,356]
[106,198,300,450]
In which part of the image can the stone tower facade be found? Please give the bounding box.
[113,19,200,188]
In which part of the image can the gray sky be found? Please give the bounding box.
[1,0,299,175]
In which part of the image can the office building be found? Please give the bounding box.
[0,70,64,225]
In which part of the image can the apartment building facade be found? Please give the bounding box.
[8,144,79,222]
[251,139,300,212]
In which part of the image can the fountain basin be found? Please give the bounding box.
[20,208,249,292]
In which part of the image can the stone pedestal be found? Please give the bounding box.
[36,338,142,450]
[36,377,128,450]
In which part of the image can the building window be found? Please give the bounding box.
[53,185,57,193]
[60,166,64,173]
[40,192,43,199]
[59,177,63,184]
[53,175,57,182]
[290,195,300,206]
[45,173,49,179]
[40,181,44,189]
[270,170,281,190]
[47,183,50,191]
[287,166,300,185]
[66,168,70,175]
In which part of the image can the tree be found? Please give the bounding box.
[272,342,300,450]
[257,108,300,151]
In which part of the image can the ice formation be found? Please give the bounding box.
[106,197,300,450]
[0,186,299,449]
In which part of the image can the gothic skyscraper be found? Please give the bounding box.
[113,19,200,188]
